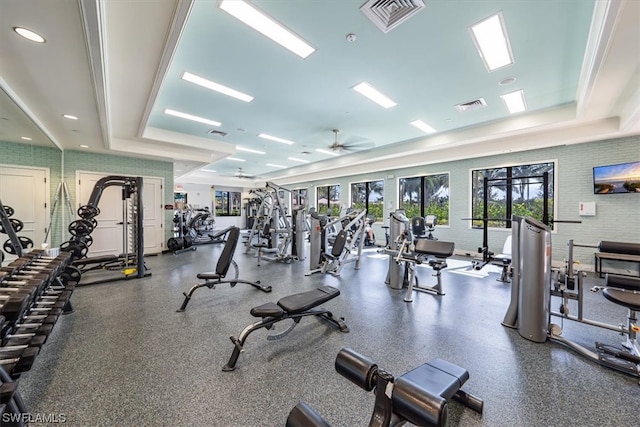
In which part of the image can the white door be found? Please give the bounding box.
[0,165,49,260]
[77,172,163,256]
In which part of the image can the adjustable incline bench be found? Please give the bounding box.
[223,285,348,371]
[177,227,272,312]
[286,348,483,427]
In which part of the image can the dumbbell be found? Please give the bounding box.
[0,345,39,376]
[0,294,31,323]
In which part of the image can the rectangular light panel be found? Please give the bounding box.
[315,148,339,156]
[227,157,246,162]
[409,120,436,134]
[237,146,266,154]
[469,12,514,71]
[288,157,310,164]
[501,89,526,114]
[182,72,254,102]
[266,163,286,168]
[164,109,221,126]
[258,133,295,144]
[218,0,315,59]
[353,82,397,108]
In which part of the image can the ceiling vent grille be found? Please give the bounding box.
[360,0,426,33]
[455,98,487,113]
[207,129,228,137]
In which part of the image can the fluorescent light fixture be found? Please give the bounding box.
[182,71,254,102]
[63,114,78,120]
[469,12,514,71]
[501,89,527,114]
[409,120,436,134]
[353,82,397,108]
[200,169,217,173]
[266,163,286,168]
[315,148,339,156]
[236,146,266,155]
[20,136,32,141]
[258,133,295,144]
[164,109,221,126]
[218,0,315,59]
[13,27,45,43]
[288,157,310,164]
[227,157,246,162]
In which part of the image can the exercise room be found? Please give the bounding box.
[1,0,639,426]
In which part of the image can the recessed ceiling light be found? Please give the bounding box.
[315,148,339,156]
[20,136,32,141]
[288,157,310,164]
[353,82,397,108]
[175,169,182,172]
[501,89,527,114]
[409,120,436,134]
[266,163,286,168]
[79,144,89,148]
[182,72,254,102]
[258,133,295,144]
[227,157,246,162]
[200,169,217,173]
[164,109,221,126]
[236,146,266,155]
[218,0,315,59]
[63,114,78,120]
[469,12,514,72]
[499,76,517,86]
[13,27,45,43]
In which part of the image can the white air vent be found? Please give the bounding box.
[360,0,426,33]
[207,129,228,137]
[455,98,487,113]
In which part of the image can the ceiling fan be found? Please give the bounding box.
[327,129,375,153]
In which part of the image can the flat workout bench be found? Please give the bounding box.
[223,285,348,371]
[287,348,483,427]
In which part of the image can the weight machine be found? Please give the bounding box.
[244,182,302,263]
[502,216,640,380]
[305,208,366,277]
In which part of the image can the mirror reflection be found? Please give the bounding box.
[0,86,63,261]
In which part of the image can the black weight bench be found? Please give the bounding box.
[286,348,483,427]
[177,227,272,312]
[403,239,455,301]
[223,285,348,371]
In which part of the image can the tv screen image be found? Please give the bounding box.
[593,160,640,194]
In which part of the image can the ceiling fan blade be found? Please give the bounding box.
[343,141,376,151]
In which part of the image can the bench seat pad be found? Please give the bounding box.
[605,274,640,291]
[603,288,640,311]
[197,272,220,280]
[414,239,455,257]
[250,302,284,318]
[277,285,340,315]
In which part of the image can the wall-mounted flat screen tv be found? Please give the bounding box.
[593,161,640,194]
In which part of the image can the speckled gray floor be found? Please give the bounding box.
[15,242,640,426]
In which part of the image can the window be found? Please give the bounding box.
[291,188,307,211]
[316,184,340,216]
[215,191,241,216]
[471,162,554,229]
[350,180,384,222]
[399,173,450,225]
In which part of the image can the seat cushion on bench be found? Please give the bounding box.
[605,274,640,291]
[603,288,640,311]
[414,239,455,257]
[277,286,340,315]
[196,272,221,280]
[250,302,284,318]
[392,358,469,426]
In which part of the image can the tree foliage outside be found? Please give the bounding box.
[351,180,384,221]
[471,162,554,229]
[399,173,449,225]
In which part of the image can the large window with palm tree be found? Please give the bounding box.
[316,185,341,216]
[399,173,450,225]
[471,162,555,229]
[350,180,384,222]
